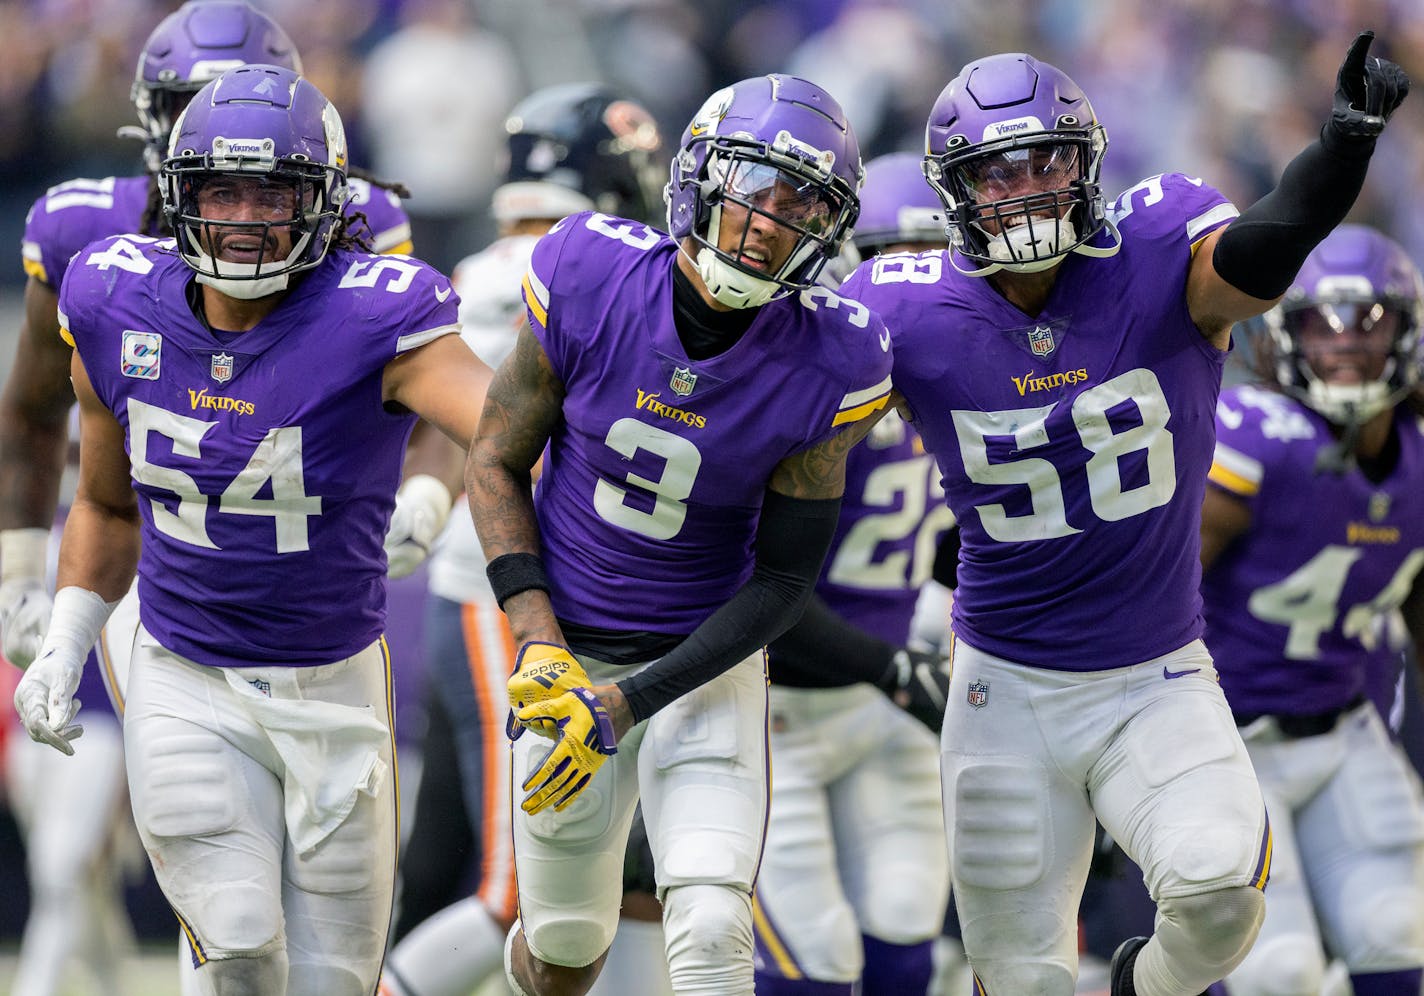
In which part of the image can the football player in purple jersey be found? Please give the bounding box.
[1200,225,1424,996]
[2,0,419,669]
[751,150,955,996]
[0,7,422,994]
[838,33,1408,996]
[381,83,674,996]
[11,65,491,996]
[466,74,894,996]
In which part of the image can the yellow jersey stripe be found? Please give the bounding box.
[832,392,891,427]
[59,326,75,348]
[522,272,549,330]
[1208,461,1259,497]
[22,257,47,283]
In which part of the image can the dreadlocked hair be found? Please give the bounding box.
[140,176,171,238]
[348,164,411,200]
[329,211,371,254]
[338,165,410,253]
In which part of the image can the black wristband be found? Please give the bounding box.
[486,552,550,610]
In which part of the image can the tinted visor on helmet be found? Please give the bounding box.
[710,154,846,238]
[953,142,1082,203]
[1284,300,1405,383]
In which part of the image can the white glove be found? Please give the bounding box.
[384,474,454,579]
[14,644,85,754]
[0,528,54,668]
[13,586,116,755]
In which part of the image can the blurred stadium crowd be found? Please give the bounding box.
[2,0,1424,282]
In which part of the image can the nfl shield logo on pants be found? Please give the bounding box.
[1028,325,1055,357]
[967,680,989,709]
[210,352,234,383]
[670,366,697,397]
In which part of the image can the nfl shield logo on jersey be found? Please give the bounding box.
[670,366,697,397]
[1028,325,1055,357]
[967,680,989,709]
[1369,492,1391,522]
[211,352,234,383]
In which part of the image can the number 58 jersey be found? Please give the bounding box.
[840,173,1238,671]
[58,235,461,669]
[523,211,894,636]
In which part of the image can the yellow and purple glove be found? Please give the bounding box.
[507,641,594,741]
[516,686,618,814]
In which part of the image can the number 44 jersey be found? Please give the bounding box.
[840,172,1238,671]
[523,211,894,637]
[58,235,460,669]
[1202,385,1424,715]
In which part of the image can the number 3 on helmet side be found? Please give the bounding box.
[593,418,703,539]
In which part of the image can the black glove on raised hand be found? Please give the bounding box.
[878,647,949,734]
[1329,31,1409,146]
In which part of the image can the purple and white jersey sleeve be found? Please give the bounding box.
[60,236,460,669]
[813,413,954,643]
[520,211,893,635]
[1202,384,1424,716]
[344,176,414,255]
[21,175,151,291]
[842,173,1236,671]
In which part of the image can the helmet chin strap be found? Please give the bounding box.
[196,269,291,300]
[695,247,782,309]
[952,210,1122,279]
[187,230,314,300]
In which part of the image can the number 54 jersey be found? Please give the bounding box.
[58,235,460,669]
[840,173,1238,671]
[523,211,894,636]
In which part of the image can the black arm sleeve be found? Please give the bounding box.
[766,594,897,689]
[932,523,961,589]
[615,490,841,724]
[1211,127,1375,301]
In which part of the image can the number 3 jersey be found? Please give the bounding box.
[1202,385,1424,716]
[522,211,894,637]
[840,173,1237,671]
[58,235,460,668]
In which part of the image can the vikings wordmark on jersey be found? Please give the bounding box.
[842,172,1238,671]
[521,210,893,635]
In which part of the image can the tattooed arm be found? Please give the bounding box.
[606,402,891,731]
[465,323,567,647]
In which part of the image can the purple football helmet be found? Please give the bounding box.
[923,53,1110,275]
[160,64,347,297]
[128,1,303,173]
[666,75,863,308]
[1258,225,1424,426]
[852,152,946,255]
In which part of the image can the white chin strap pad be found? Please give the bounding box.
[986,217,1079,273]
[695,247,781,309]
